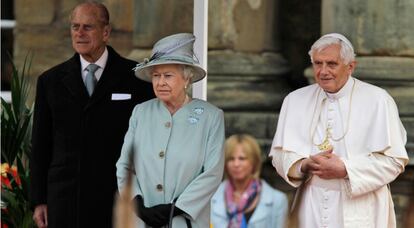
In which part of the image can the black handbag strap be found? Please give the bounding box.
[185,218,192,228]
[168,200,192,228]
[168,201,175,228]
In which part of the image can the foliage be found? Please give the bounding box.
[1,54,33,163]
[1,54,36,228]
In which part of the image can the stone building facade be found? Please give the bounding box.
[11,0,414,226]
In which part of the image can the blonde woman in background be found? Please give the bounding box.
[211,134,288,228]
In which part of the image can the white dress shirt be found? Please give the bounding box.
[80,47,108,83]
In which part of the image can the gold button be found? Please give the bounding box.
[159,151,165,158]
[156,184,163,191]
[165,122,171,128]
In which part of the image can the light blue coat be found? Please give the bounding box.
[116,98,225,228]
[211,180,288,228]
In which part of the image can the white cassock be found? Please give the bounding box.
[269,77,409,228]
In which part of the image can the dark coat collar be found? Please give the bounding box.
[61,46,125,109]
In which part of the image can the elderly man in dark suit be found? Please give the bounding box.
[29,1,154,227]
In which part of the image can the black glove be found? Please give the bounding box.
[148,204,172,227]
[133,195,146,218]
[144,204,173,227]
[133,195,172,227]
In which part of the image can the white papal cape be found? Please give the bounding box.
[270,77,408,228]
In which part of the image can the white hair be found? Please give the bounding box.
[181,65,195,82]
[308,36,356,64]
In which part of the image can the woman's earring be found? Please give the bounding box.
[185,84,188,89]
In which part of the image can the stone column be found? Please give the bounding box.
[207,0,290,149]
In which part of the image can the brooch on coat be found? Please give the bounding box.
[187,116,199,124]
[187,107,204,124]
[193,107,204,115]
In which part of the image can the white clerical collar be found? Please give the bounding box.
[324,76,354,100]
[80,47,108,72]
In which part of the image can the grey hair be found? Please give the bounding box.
[181,65,195,82]
[308,37,355,64]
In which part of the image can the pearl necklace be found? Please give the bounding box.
[309,78,356,151]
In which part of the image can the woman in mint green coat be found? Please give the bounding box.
[116,33,225,228]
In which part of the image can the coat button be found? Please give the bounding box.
[159,151,165,158]
[165,122,171,128]
[156,184,163,191]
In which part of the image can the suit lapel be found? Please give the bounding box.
[61,54,90,107]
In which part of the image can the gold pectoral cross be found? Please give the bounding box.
[317,136,333,151]
[317,128,333,151]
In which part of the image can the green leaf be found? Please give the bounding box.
[1,52,35,228]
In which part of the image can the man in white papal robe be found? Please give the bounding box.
[269,33,408,228]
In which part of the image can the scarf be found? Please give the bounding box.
[225,179,261,228]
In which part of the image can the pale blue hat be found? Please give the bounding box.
[133,33,206,83]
